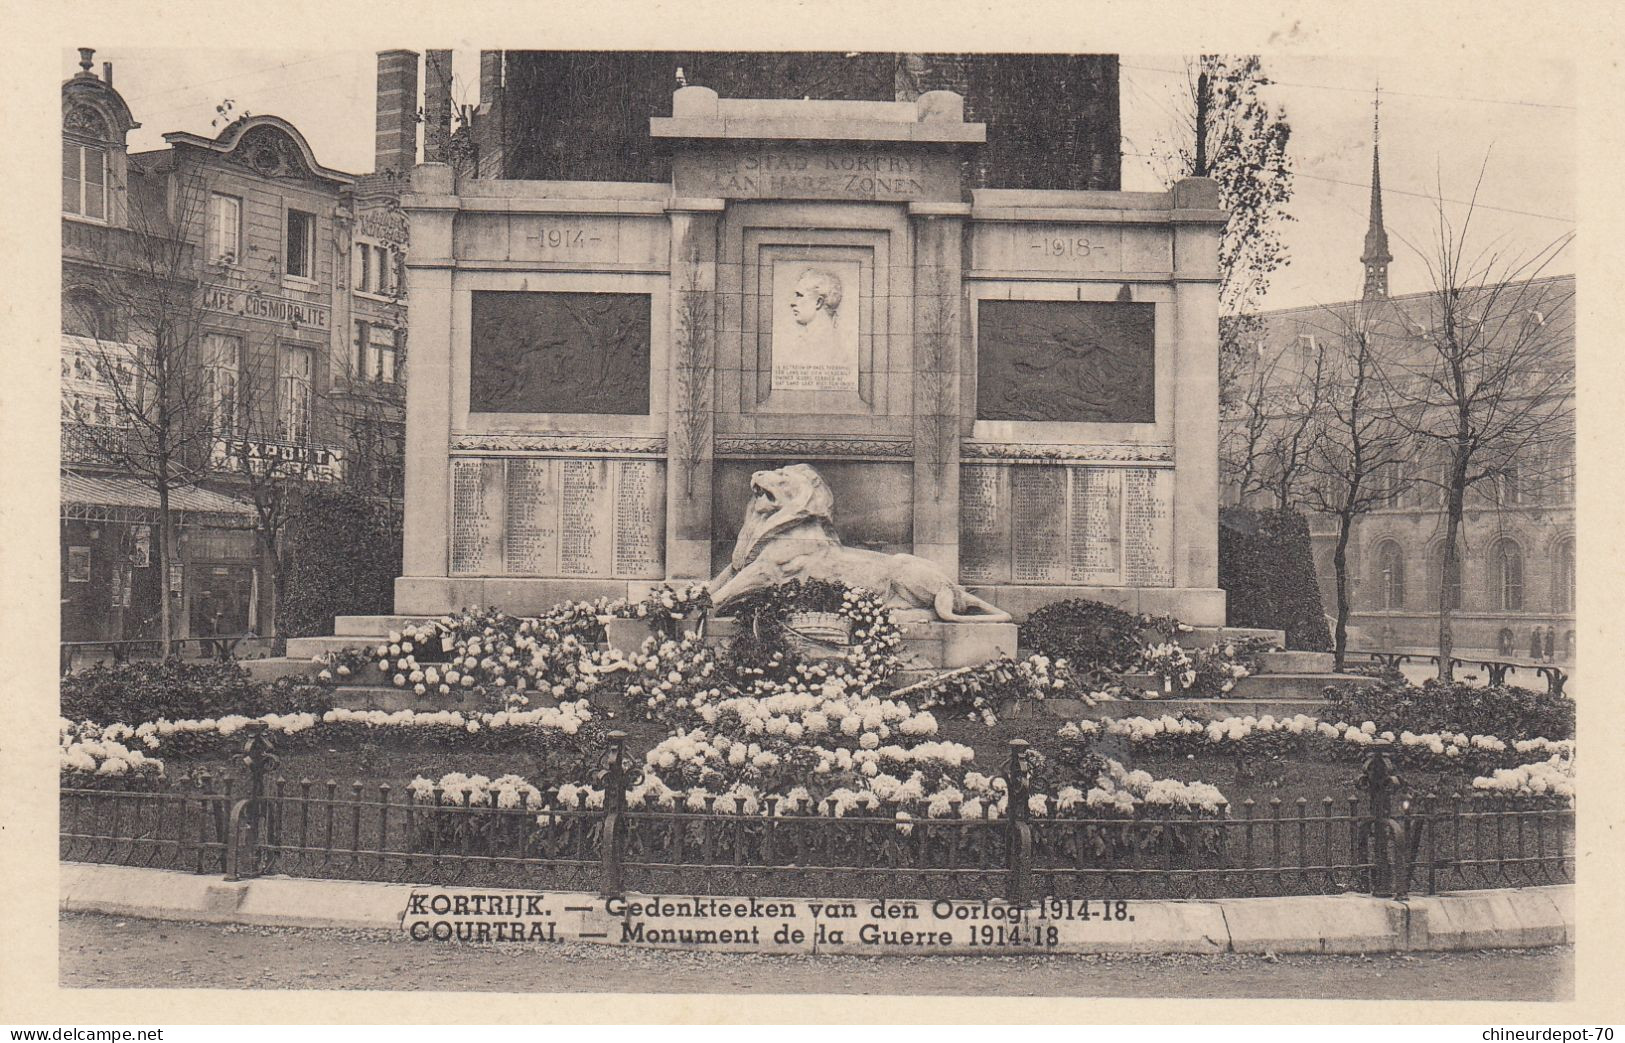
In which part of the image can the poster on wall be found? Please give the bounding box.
[770,259,861,391]
[169,563,184,593]
[131,525,151,567]
[67,546,91,583]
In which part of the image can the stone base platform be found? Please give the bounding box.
[965,584,1228,626]
[1043,696,1342,722]
[604,615,1018,670]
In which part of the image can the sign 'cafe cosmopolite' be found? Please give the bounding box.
[203,285,331,330]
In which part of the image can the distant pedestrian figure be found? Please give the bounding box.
[1544,627,1555,663]
[1529,627,1543,661]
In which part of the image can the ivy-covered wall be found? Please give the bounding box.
[280,488,403,638]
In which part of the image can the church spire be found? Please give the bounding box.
[1361,88,1392,300]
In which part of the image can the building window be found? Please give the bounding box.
[1376,540,1405,611]
[285,209,315,280]
[373,325,397,382]
[210,194,242,265]
[278,345,314,443]
[63,141,107,220]
[1495,464,1522,507]
[63,288,115,340]
[1554,537,1575,612]
[1492,539,1524,612]
[353,240,397,296]
[1296,333,1317,370]
[204,333,240,437]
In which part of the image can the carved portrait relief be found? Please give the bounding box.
[770,259,861,392]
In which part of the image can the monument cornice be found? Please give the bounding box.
[714,437,915,459]
[961,442,1175,463]
[450,434,668,456]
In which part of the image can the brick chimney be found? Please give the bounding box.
[423,49,453,163]
[375,49,420,173]
[479,50,504,106]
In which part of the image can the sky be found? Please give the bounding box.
[63,48,1576,312]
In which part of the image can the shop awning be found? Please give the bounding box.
[61,472,257,526]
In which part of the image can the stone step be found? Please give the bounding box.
[285,635,377,659]
[1231,672,1375,700]
[333,615,440,637]
[1169,626,1286,648]
[1256,650,1336,675]
[238,657,326,682]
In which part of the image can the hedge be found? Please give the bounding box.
[279,486,403,638]
[1218,506,1332,651]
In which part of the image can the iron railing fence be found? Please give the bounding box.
[60,733,1574,901]
[60,776,235,874]
[1344,650,1569,695]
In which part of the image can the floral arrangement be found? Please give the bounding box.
[720,580,906,689]
[59,721,165,782]
[396,754,1227,823]
[627,583,713,639]
[1055,712,1571,777]
[894,654,1105,726]
[1471,754,1575,803]
[57,702,598,764]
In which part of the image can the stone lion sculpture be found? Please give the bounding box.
[707,463,1012,624]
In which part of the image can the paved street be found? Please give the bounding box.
[58,913,1572,1000]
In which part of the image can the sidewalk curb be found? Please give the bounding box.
[60,863,1574,956]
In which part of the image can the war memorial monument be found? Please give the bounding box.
[385,86,1226,653]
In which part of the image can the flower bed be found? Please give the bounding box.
[1053,712,1575,794]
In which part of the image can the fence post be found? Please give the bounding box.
[1005,738,1032,905]
[225,724,279,881]
[600,730,628,898]
[1360,751,1402,897]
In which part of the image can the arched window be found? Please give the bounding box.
[63,106,111,221]
[1554,537,1575,612]
[62,288,114,340]
[1429,542,1463,611]
[1492,539,1524,612]
[1375,540,1405,611]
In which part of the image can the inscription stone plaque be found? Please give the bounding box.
[958,464,1011,584]
[1122,467,1174,586]
[958,462,1172,589]
[1010,466,1068,584]
[559,459,615,577]
[676,148,960,202]
[1068,467,1122,584]
[470,291,651,415]
[452,457,665,579]
[976,300,1155,423]
[504,459,559,575]
[450,458,505,574]
[613,460,665,577]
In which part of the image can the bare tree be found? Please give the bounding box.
[1151,55,1295,401]
[1221,330,1330,511]
[1384,174,1574,680]
[1301,312,1415,668]
[63,160,219,649]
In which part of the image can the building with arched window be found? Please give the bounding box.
[1221,104,1574,660]
[60,48,413,643]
